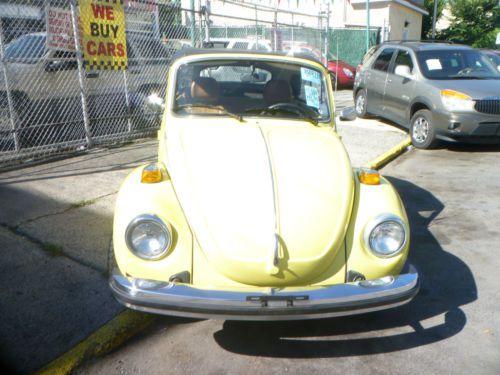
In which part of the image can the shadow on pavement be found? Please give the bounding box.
[212,177,476,358]
[0,187,123,374]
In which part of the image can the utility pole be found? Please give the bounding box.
[431,0,438,39]
[366,0,370,51]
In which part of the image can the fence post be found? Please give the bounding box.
[255,5,258,44]
[0,18,20,151]
[69,0,93,148]
[325,2,330,63]
[123,70,133,134]
[189,0,196,47]
[204,0,210,43]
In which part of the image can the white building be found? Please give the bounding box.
[180,0,428,41]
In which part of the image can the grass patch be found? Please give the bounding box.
[42,242,64,257]
[70,199,96,209]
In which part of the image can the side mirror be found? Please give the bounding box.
[338,106,356,121]
[394,65,412,79]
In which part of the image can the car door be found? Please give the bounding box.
[365,47,396,115]
[384,48,417,126]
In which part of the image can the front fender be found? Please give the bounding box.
[113,166,193,282]
[345,172,409,280]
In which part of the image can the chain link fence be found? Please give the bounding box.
[0,0,377,169]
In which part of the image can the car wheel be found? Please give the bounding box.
[107,239,118,277]
[410,109,439,149]
[355,89,368,118]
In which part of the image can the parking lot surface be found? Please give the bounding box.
[77,144,500,375]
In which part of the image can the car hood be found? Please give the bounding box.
[431,79,500,99]
[164,118,354,286]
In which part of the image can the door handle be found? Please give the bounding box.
[388,78,392,83]
[85,72,99,79]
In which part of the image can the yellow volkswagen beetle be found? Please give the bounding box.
[109,50,419,320]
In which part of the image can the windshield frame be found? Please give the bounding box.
[416,49,500,80]
[169,55,333,125]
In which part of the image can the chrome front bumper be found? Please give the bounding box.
[110,266,419,321]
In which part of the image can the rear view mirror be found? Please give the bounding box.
[338,106,356,121]
[394,65,412,79]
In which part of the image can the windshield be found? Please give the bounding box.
[173,59,331,123]
[5,34,47,62]
[416,49,500,79]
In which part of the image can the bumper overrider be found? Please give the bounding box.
[110,266,419,320]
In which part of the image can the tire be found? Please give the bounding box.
[354,89,368,118]
[410,109,439,149]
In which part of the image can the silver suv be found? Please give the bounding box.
[353,42,500,149]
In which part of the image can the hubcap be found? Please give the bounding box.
[356,93,365,114]
[412,116,429,143]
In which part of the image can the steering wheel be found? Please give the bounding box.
[268,102,304,113]
[457,67,473,76]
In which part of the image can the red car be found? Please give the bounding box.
[326,55,356,87]
[283,42,356,87]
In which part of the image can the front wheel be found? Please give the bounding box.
[410,109,439,149]
[354,89,368,118]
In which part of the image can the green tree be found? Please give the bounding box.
[421,0,446,39]
[439,0,500,48]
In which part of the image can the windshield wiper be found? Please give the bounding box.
[175,103,245,122]
[245,106,320,126]
[448,75,495,80]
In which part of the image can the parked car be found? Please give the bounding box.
[108,49,419,320]
[0,32,170,149]
[203,38,272,51]
[354,41,500,149]
[326,53,356,87]
[282,42,356,87]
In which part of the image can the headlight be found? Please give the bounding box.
[441,89,475,111]
[342,67,354,77]
[364,215,407,257]
[125,214,172,260]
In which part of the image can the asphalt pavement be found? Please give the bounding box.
[0,89,410,374]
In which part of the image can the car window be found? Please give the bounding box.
[173,60,331,122]
[128,37,170,64]
[372,48,395,72]
[416,49,500,79]
[4,34,47,62]
[232,42,249,50]
[257,43,269,51]
[362,45,379,65]
[392,49,414,73]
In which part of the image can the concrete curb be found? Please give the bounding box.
[362,137,412,170]
[36,310,154,375]
[37,136,412,374]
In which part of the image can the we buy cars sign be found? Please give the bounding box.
[79,0,127,70]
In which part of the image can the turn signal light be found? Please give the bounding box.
[359,168,380,185]
[141,163,167,183]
